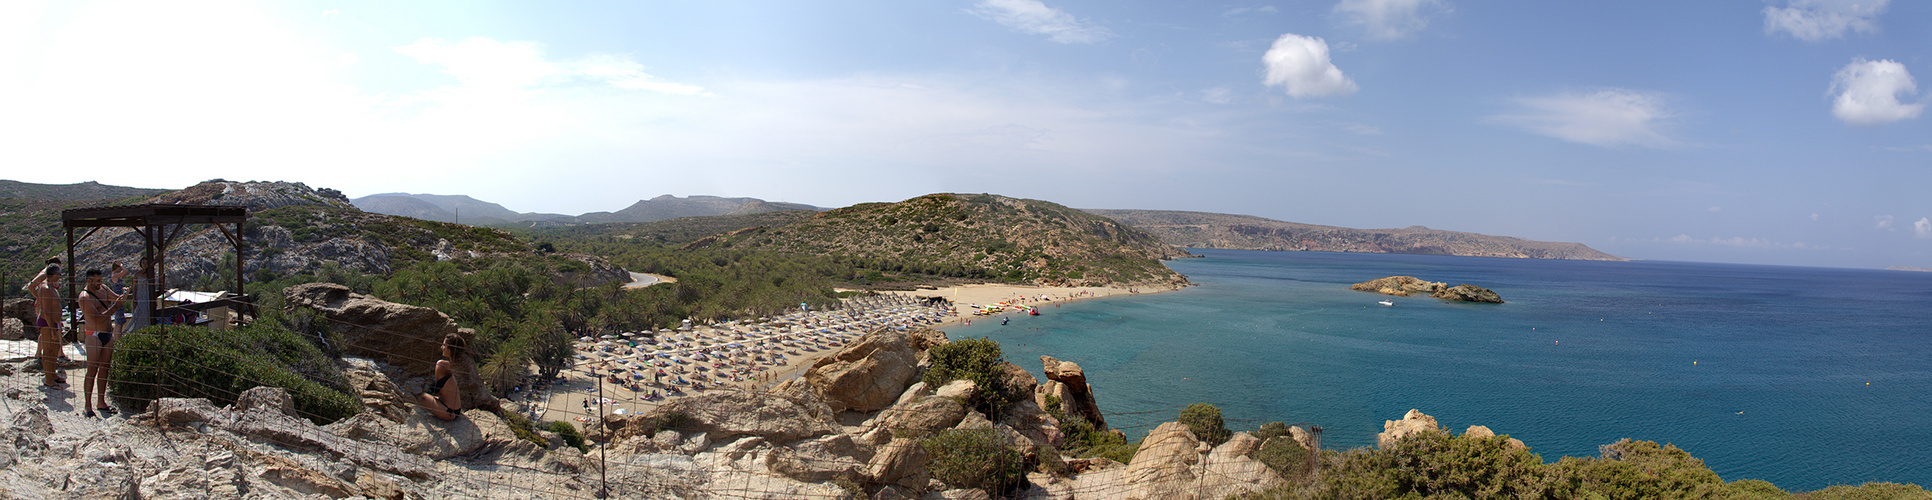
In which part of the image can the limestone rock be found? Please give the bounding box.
[877,394,969,436]
[1038,355,1106,430]
[607,390,840,446]
[284,282,498,412]
[767,434,868,482]
[1,317,22,341]
[345,357,412,422]
[924,488,992,500]
[1435,284,1505,303]
[1464,425,1527,450]
[1000,399,1063,448]
[1069,422,1280,500]
[1378,409,1443,449]
[799,330,926,413]
[868,437,932,491]
[934,379,978,401]
[235,386,296,418]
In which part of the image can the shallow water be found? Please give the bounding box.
[945,249,1932,491]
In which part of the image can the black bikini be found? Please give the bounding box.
[429,360,459,412]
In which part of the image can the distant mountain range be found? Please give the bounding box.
[350,193,819,227]
[0,180,167,201]
[1085,209,1627,262]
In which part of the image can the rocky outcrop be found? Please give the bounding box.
[1436,284,1505,303]
[1038,355,1106,430]
[1353,276,1505,303]
[1070,422,1283,499]
[1352,276,1446,296]
[285,282,499,413]
[792,329,934,414]
[1379,408,1443,448]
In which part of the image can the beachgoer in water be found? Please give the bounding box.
[78,268,124,417]
[22,262,65,388]
[417,333,466,421]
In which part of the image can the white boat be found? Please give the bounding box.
[1378,300,1394,307]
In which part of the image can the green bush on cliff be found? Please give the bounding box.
[1179,402,1231,447]
[1314,430,1556,500]
[110,324,358,425]
[1547,439,1728,499]
[1256,436,1316,483]
[921,427,1025,494]
[921,337,1011,415]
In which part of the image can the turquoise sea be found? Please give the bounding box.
[942,249,1932,492]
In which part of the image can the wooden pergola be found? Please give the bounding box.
[60,204,249,329]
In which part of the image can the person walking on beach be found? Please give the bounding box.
[78,268,124,417]
[417,333,466,421]
[22,263,66,388]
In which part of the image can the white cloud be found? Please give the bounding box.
[1333,0,1447,40]
[1763,0,1887,42]
[1224,6,1278,17]
[969,0,1113,44]
[395,38,705,95]
[1664,235,1822,250]
[1341,122,1384,135]
[1489,88,1676,148]
[1916,217,1931,238]
[1829,58,1922,127]
[1811,213,1821,221]
[1201,87,1234,104]
[1261,34,1357,98]
[1876,215,1895,230]
[1708,206,1723,212]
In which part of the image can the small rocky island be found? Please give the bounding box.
[1352,276,1504,303]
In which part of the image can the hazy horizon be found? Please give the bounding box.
[5,1,1928,269]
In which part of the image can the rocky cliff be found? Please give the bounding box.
[1087,209,1626,262]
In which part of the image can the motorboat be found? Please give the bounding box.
[1378,300,1395,307]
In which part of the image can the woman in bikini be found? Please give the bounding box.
[78,268,124,417]
[418,333,466,421]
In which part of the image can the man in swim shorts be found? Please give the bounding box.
[79,268,124,417]
[22,263,65,388]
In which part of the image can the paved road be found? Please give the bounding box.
[623,272,662,288]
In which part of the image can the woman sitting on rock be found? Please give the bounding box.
[417,333,465,421]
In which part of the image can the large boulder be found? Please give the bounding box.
[1069,422,1281,500]
[284,282,498,412]
[799,330,928,413]
[602,390,840,446]
[867,437,931,491]
[1377,409,1442,449]
[1038,355,1106,430]
[767,434,869,482]
[877,391,970,436]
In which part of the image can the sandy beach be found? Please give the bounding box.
[512,282,1181,427]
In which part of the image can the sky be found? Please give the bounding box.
[3,0,1929,269]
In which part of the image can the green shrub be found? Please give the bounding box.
[1315,430,1555,500]
[501,410,548,448]
[921,337,1011,415]
[921,428,1025,494]
[1723,479,1789,499]
[1548,439,1727,500]
[548,420,589,452]
[1256,436,1316,483]
[1179,402,1231,446]
[1256,421,1294,441]
[1802,482,1932,500]
[110,324,358,425]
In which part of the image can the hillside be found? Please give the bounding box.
[7,180,625,290]
[573,194,820,224]
[516,211,819,246]
[687,193,1190,287]
[351,192,570,226]
[0,180,169,200]
[354,192,821,227]
[1087,209,1626,261]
